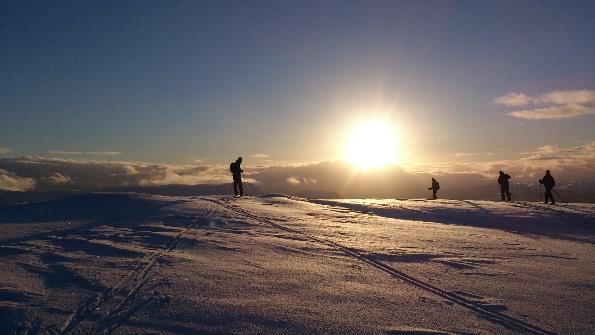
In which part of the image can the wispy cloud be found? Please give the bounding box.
[48,151,122,156]
[0,147,12,154]
[539,90,595,105]
[493,93,533,107]
[508,104,594,120]
[494,89,595,120]
[249,153,270,158]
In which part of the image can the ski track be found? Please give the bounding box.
[211,197,556,335]
[21,195,591,333]
[58,198,228,334]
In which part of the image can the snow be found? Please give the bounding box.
[1,193,594,334]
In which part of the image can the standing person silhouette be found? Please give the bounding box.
[428,178,440,199]
[229,157,243,197]
[539,170,555,205]
[498,171,512,201]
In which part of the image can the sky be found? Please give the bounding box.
[1,1,595,195]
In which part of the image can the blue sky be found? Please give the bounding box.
[1,0,594,166]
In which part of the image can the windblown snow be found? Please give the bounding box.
[1,193,594,334]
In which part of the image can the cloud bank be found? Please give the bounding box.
[48,151,122,156]
[494,89,595,120]
[249,153,270,158]
[0,142,593,201]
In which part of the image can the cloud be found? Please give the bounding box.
[0,169,36,191]
[250,153,270,158]
[539,90,595,105]
[285,176,317,185]
[495,89,595,120]
[454,152,493,157]
[0,142,593,199]
[44,172,71,184]
[432,141,595,181]
[0,156,232,192]
[493,93,533,107]
[0,147,12,154]
[508,104,594,119]
[494,89,595,107]
[48,151,122,156]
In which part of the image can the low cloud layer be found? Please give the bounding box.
[48,151,122,156]
[249,153,270,158]
[0,157,229,192]
[0,147,12,154]
[494,89,595,120]
[0,142,593,201]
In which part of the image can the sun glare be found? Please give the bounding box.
[344,119,399,169]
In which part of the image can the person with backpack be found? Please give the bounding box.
[498,170,512,201]
[428,178,440,199]
[229,157,243,196]
[539,170,555,205]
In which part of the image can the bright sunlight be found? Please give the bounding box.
[344,119,399,169]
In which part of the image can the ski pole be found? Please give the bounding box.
[539,183,543,202]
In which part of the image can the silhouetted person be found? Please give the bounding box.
[498,171,511,201]
[539,170,555,205]
[230,157,243,196]
[428,178,440,199]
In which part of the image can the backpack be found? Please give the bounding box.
[229,162,235,173]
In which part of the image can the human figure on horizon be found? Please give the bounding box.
[539,170,555,205]
[498,170,512,201]
[230,157,243,196]
[428,178,440,199]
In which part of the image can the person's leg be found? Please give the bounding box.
[433,189,437,199]
[239,181,243,196]
[233,181,239,196]
[547,188,555,204]
[501,187,505,201]
[505,185,511,201]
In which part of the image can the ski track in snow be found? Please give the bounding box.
[209,197,556,335]
[57,198,231,334]
[1,194,594,334]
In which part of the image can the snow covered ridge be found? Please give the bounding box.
[1,193,594,334]
[309,198,595,243]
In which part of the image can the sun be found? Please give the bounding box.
[344,119,399,169]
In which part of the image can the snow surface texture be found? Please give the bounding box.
[0,193,594,334]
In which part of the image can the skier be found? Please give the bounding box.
[229,157,243,197]
[428,178,440,199]
[498,171,512,201]
[539,170,555,205]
